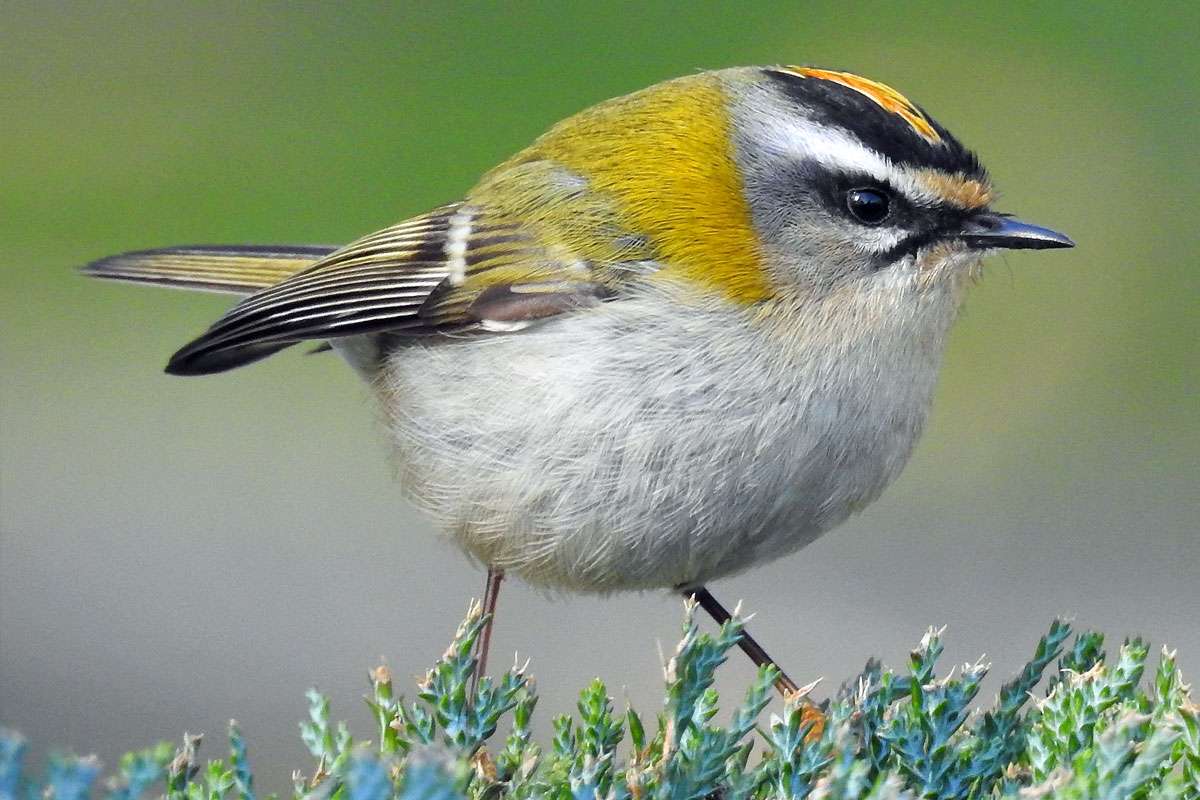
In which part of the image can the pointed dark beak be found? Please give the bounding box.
[958,213,1075,251]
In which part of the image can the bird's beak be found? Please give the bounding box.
[957,213,1075,251]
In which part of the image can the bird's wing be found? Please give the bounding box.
[165,203,612,375]
[84,245,337,294]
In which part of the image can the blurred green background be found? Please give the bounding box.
[2,1,1196,790]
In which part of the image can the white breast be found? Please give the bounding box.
[366,282,956,592]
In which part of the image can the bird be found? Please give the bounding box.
[84,65,1073,701]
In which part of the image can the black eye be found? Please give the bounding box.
[845,188,891,225]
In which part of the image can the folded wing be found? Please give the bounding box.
[163,203,612,375]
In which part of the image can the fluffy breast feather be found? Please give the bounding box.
[370,280,958,592]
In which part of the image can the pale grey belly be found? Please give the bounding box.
[354,296,932,592]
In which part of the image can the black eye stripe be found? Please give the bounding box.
[878,230,940,263]
[791,162,912,222]
[876,217,973,264]
[790,159,973,266]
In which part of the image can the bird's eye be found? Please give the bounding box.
[845,188,891,225]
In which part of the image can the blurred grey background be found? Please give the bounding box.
[2,2,1196,793]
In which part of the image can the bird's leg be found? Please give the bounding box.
[470,566,504,698]
[684,585,825,737]
[683,585,800,695]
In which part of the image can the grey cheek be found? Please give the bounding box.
[751,201,864,292]
[743,160,823,240]
[734,142,871,291]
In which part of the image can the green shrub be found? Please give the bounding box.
[3,603,1196,800]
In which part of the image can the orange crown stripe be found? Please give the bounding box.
[783,67,942,145]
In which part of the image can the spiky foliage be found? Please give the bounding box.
[2,605,1196,800]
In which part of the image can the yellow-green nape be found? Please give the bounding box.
[488,72,774,306]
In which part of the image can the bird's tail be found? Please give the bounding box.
[83,244,338,294]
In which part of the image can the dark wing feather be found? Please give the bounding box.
[164,204,611,375]
[166,206,460,374]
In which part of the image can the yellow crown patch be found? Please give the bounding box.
[782,67,942,145]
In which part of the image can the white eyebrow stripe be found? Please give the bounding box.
[770,115,946,207]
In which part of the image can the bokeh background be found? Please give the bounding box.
[2,2,1196,791]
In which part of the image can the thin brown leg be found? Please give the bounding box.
[470,566,504,697]
[685,585,800,695]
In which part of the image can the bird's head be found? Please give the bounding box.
[727,66,1072,304]
[508,65,1072,318]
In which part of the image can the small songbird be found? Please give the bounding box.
[85,65,1073,696]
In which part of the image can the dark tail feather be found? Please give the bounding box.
[83,244,337,294]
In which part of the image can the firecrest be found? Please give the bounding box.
[85,65,1073,695]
